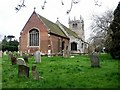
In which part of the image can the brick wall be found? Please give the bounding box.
[19,11,69,55]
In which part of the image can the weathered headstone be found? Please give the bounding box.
[34,51,41,63]
[18,65,29,77]
[3,51,7,55]
[11,54,17,65]
[90,52,100,67]
[17,58,26,66]
[63,50,70,58]
[0,51,2,57]
[32,65,39,80]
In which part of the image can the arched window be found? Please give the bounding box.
[71,42,77,51]
[29,29,39,46]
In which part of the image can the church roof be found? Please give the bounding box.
[21,11,80,39]
[60,24,80,39]
[38,14,80,39]
[37,14,68,38]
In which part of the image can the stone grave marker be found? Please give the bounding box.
[11,54,17,65]
[63,50,70,58]
[18,65,29,77]
[90,52,100,67]
[0,51,2,57]
[34,51,41,63]
[32,65,39,80]
[17,58,26,66]
[3,51,7,55]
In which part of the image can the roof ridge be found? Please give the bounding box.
[36,13,68,38]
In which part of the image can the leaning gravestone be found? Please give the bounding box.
[18,65,29,77]
[32,65,39,80]
[34,51,41,63]
[17,58,26,66]
[0,51,2,57]
[90,52,100,67]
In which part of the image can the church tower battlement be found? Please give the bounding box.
[68,16,85,41]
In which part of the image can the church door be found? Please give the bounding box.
[71,42,77,51]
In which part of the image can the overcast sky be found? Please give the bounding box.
[0,0,119,41]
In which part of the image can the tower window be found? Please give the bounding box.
[73,23,77,28]
[29,29,39,46]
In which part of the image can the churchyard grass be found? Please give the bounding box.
[2,54,120,88]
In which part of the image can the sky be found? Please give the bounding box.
[0,0,120,41]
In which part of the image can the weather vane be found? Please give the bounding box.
[15,0,102,13]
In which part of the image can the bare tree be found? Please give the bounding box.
[15,0,102,14]
[89,9,114,52]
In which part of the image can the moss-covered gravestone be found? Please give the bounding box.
[18,65,29,77]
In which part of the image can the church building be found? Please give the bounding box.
[19,10,88,55]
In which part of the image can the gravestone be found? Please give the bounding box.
[63,50,70,58]
[0,51,2,57]
[11,54,17,65]
[17,58,26,66]
[23,53,28,62]
[3,51,7,55]
[32,65,39,80]
[34,51,41,63]
[90,52,100,67]
[18,65,29,77]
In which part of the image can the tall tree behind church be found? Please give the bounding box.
[109,2,120,59]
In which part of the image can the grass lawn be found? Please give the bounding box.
[1,54,120,88]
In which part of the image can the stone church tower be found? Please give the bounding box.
[68,16,85,41]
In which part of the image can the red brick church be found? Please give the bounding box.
[19,10,88,55]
